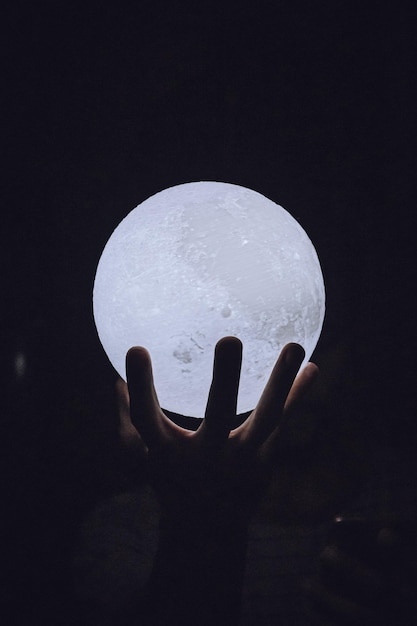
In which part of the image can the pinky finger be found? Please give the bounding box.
[283,361,319,417]
[261,361,319,465]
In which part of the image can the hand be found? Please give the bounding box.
[305,518,417,625]
[125,337,319,531]
[114,337,318,626]
[121,337,318,625]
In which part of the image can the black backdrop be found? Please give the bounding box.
[2,1,416,623]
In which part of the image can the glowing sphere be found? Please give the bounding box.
[93,182,325,417]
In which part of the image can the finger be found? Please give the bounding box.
[116,378,131,428]
[126,346,166,448]
[284,361,319,416]
[199,336,242,444]
[238,343,304,448]
[261,361,319,463]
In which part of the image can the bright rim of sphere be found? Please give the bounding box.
[93,181,325,418]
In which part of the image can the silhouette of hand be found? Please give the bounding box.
[119,337,318,625]
[124,337,318,529]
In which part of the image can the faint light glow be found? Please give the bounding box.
[14,351,27,379]
[93,181,325,418]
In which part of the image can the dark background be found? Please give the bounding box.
[1,1,416,623]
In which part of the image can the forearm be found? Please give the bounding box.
[144,516,249,626]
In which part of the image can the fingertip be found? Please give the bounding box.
[126,345,150,361]
[115,376,127,392]
[282,342,305,366]
[213,336,243,378]
[126,347,154,390]
[215,335,243,353]
[126,346,150,369]
[302,361,320,380]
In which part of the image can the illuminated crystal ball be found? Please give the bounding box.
[93,181,325,417]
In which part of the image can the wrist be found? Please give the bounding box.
[157,510,249,578]
[147,513,249,626]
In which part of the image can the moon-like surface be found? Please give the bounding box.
[93,181,325,417]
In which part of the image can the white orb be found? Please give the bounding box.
[93,182,325,418]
